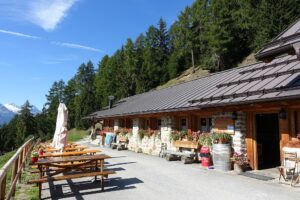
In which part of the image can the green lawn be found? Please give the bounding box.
[0,151,16,168]
[68,129,89,142]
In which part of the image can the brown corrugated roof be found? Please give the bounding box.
[256,19,300,61]
[89,54,300,119]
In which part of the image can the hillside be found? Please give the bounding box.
[157,67,209,89]
[157,53,258,89]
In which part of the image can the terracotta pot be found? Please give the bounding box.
[233,163,245,173]
[38,150,44,156]
[31,157,38,164]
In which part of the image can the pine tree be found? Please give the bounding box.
[45,80,65,134]
[253,0,300,50]
[16,101,37,146]
[74,61,97,129]
[64,77,77,129]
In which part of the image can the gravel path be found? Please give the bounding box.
[42,138,300,200]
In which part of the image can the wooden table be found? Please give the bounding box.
[31,154,114,198]
[40,149,101,158]
[44,146,87,153]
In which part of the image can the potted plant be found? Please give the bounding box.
[31,151,39,164]
[192,131,201,142]
[180,130,187,140]
[211,132,232,171]
[38,146,45,156]
[170,130,180,142]
[198,133,212,167]
[187,134,193,141]
[211,132,232,144]
[198,133,212,147]
[232,152,248,173]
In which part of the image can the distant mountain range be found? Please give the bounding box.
[0,103,41,125]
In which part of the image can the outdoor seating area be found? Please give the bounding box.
[28,141,116,199]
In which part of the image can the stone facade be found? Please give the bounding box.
[160,116,176,151]
[126,116,176,155]
[128,118,140,152]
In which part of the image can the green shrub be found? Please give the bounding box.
[211,132,232,144]
[198,133,212,146]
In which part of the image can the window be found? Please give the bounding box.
[200,118,207,132]
[146,119,150,129]
[181,118,187,130]
[199,117,212,133]
[157,119,162,130]
[119,119,124,128]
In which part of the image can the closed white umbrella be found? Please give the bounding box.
[52,103,68,150]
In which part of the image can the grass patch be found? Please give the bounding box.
[15,164,39,200]
[0,151,16,168]
[0,151,16,193]
[68,129,89,142]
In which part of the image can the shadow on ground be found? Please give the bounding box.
[43,176,143,200]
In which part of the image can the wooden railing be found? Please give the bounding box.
[0,137,36,200]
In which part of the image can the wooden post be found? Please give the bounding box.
[101,160,104,191]
[18,150,23,183]
[0,175,6,200]
[10,158,19,197]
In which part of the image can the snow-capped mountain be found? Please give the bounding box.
[0,103,41,125]
[3,103,41,115]
[0,104,15,125]
[3,103,21,113]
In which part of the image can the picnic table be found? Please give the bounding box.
[39,149,101,158]
[28,154,115,199]
[44,146,87,152]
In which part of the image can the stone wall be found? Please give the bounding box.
[160,116,176,151]
[128,118,140,152]
[126,116,176,155]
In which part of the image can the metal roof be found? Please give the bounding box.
[89,54,300,119]
[256,19,300,60]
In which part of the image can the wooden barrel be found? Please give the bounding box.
[212,143,231,171]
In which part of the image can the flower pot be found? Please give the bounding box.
[31,157,38,164]
[38,150,44,156]
[200,146,211,167]
[234,163,245,173]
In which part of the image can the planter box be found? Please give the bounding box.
[174,140,199,149]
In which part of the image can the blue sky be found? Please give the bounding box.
[0,0,194,109]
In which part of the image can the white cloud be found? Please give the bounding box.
[52,41,104,53]
[27,0,77,31]
[0,29,40,39]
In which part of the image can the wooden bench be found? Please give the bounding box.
[28,170,116,192]
[165,140,199,164]
[111,137,128,151]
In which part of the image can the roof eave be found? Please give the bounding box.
[255,45,294,61]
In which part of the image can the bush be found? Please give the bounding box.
[198,133,212,146]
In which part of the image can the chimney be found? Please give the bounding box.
[108,96,115,109]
